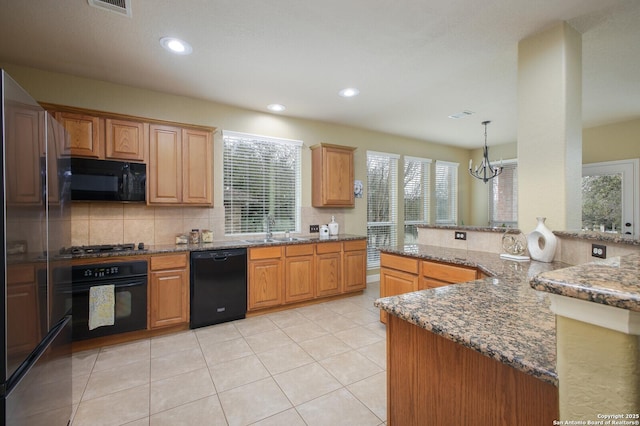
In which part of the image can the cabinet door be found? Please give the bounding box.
[285,254,315,303]
[7,265,41,356]
[105,118,147,161]
[311,144,355,207]
[380,268,419,323]
[148,124,182,204]
[6,105,43,204]
[343,248,366,292]
[56,112,103,158]
[323,147,354,206]
[248,258,283,310]
[150,268,189,328]
[316,252,342,297]
[182,128,212,205]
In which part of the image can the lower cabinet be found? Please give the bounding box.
[284,244,315,303]
[247,239,367,312]
[149,253,189,329]
[380,253,482,323]
[7,264,42,356]
[248,246,284,310]
[316,242,342,297]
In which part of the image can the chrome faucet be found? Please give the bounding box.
[265,215,275,239]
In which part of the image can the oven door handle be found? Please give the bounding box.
[68,279,147,293]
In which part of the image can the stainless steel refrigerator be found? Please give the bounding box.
[1,70,72,425]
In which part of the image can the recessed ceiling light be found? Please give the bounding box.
[160,37,193,55]
[267,104,286,112]
[338,88,360,98]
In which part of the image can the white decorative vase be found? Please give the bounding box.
[526,217,557,263]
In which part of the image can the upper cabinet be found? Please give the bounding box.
[311,143,356,207]
[148,124,212,206]
[105,118,147,161]
[55,111,103,158]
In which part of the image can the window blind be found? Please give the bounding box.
[223,130,302,235]
[367,151,399,268]
[435,161,458,225]
[404,156,431,244]
[489,160,518,227]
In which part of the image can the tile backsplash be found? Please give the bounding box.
[71,203,345,246]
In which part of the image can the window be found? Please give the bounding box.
[223,130,302,235]
[367,151,399,268]
[489,160,518,227]
[435,161,458,225]
[582,159,639,237]
[404,156,431,244]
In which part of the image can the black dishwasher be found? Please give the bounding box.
[190,249,247,329]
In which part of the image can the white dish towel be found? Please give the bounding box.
[89,284,115,330]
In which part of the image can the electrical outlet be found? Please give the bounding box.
[310,224,319,233]
[591,244,606,259]
[454,231,467,240]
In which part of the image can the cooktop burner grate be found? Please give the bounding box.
[60,243,136,255]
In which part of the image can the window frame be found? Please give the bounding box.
[366,150,399,268]
[435,160,459,226]
[403,156,432,244]
[488,159,518,228]
[222,130,302,237]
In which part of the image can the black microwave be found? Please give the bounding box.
[69,158,146,202]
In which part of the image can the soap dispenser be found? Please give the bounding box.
[328,216,339,236]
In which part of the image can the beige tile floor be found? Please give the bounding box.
[71,282,387,426]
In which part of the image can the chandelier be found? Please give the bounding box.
[469,120,503,183]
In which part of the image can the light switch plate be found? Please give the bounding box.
[454,231,467,240]
[310,224,319,233]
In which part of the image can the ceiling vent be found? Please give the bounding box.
[88,0,132,17]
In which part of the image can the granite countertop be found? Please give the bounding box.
[69,234,366,259]
[417,224,522,233]
[553,230,640,246]
[530,252,640,312]
[374,244,570,386]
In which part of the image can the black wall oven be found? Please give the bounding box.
[71,260,148,340]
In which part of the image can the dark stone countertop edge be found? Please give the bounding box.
[552,230,640,246]
[68,234,367,260]
[530,252,640,312]
[417,224,521,234]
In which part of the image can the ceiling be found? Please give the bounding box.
[0,0,638,148]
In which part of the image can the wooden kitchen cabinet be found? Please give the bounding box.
[284,244,315,303]
[55,111,103,158]
[342,240,367,292]
[311,143,356,207]
[421,259,479,289]
[7,264,41,356]
[248,246,284,311]
[105,118,147,162]
[148,124,213,206]
[5,104,43,204]
[149,253,189,329]
[315,242,342,297]
[379,253,419,323]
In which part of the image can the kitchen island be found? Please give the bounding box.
[374,244,569,425]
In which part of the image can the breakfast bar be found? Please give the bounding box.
[374,244,569,425]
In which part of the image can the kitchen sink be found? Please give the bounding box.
[242,237,308,244]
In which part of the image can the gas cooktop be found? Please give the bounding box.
[60,243,144,255]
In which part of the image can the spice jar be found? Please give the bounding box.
[189,229,200,244]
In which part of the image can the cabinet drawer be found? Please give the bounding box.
[249,246,283,260]
[422,260,477,283]
[150,253,188,271]
[8,264,35,284]
[286,244,315,257]
[343,239,366,251]
[316,242,342,254]
[380,253,419,274]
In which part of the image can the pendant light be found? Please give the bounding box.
[469,120,503,183]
